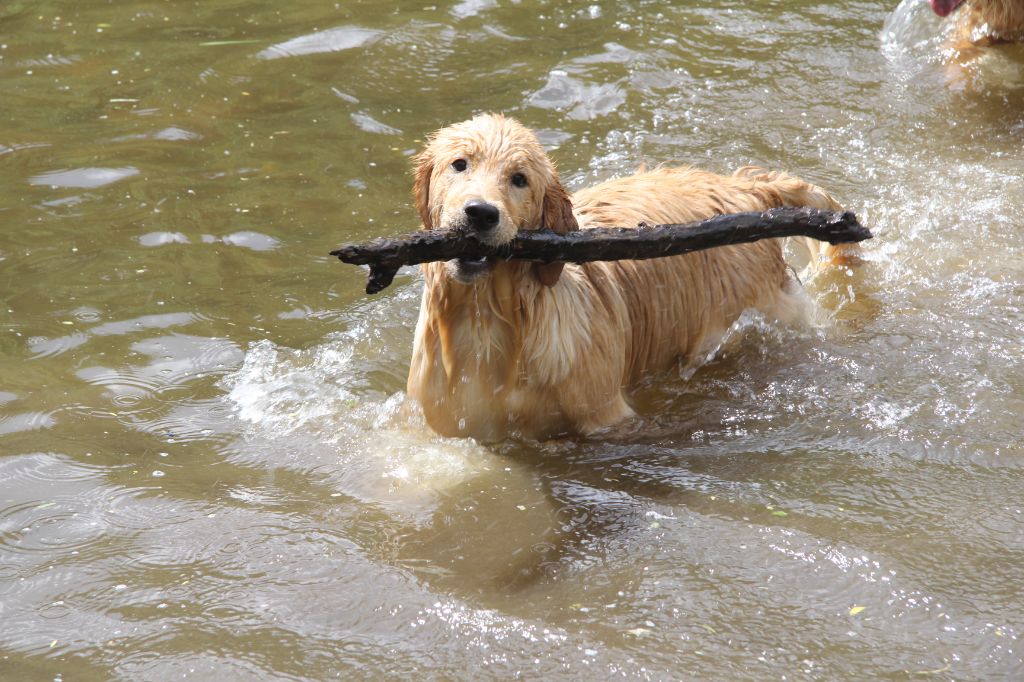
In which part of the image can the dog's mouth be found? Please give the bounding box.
[929,0,966,17]
[450,256,496,283]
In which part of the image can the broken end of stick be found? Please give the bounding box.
[758,207,873,245]
[329,246,401,295]
[365,265,400,294]
[829,210,873,244]
[330,245,369,263]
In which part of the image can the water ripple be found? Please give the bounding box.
[131,399,237,445]
[89,312,201,337]
[528,70,626,120]
[450,0,496,20]
[27,332,90,359]
[76,335,244,411]
[0,453,120,556]
[28,167,140,189]
[350,112,403,136]
[258,26,381,60]
[220,231,280,251]
[138,231,190,247]
[0,411,57,436]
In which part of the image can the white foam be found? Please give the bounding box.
[220,335,503,522]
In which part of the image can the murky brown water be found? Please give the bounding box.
[2,0,1023,679]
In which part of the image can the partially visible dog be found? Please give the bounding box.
[930,0,1024,54]
[406,114,855,441]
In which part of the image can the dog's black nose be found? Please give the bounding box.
[463,200,500,232]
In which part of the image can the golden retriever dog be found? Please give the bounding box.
[407,114,854,441]
[930,0,1024,53]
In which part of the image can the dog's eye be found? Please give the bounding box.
[451,159,468,172]
[510,172,528,188]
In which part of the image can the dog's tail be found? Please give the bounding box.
[734,166,861,271]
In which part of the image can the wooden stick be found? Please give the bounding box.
[331,207,872,294]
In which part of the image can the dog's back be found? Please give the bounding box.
[568,168,844,385]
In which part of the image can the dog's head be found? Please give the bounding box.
[413,113,578,286]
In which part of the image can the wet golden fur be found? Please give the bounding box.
[944,0,1024,55]
[407,114,852,441]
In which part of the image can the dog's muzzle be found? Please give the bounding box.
[463,199,500,233]
[444,200,505,283]
[450,256,494,283]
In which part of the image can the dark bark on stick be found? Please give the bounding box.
[331,207,872,294]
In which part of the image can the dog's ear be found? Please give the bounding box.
[535,179,579,287]
[413,148,434,228]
